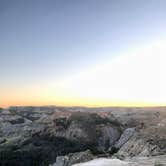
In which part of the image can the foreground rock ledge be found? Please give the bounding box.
[71,155,166,166]
[72,158,139,166]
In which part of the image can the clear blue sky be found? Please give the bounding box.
[1,0,166,107]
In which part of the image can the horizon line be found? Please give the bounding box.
[1,104,166,109]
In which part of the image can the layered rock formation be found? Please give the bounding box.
[0,106,165,166]
[0,107,122,165]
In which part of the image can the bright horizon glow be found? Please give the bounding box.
[49,39,165,107]
[1,1,166,108]
[1,39,165,108]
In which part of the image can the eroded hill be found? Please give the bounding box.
[0,106,165,166]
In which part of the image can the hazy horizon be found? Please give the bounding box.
[1,0,165,107]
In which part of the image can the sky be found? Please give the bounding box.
[1,0,166,107]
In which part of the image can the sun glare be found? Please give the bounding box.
[50,40,166,106]
[1,40,165,108]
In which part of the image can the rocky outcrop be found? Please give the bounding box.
[98,125,121,152]
[0,108,122,166]
[117,133,156,157]
[0,106,165,165]
[114,128,136,148]
[70,155,166,166]
[51,150,94,166]
[127,155,166,166]
[45,112,122,153]
[72,158,140,166]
